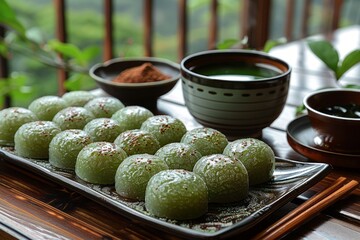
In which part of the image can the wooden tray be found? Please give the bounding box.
[0,147,331,239]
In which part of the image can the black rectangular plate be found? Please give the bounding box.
[0,147,331,239]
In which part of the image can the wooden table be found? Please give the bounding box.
[1,26,359,240]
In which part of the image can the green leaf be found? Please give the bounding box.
[81,46,100,62]
[9,72,27,87]
[263,38,287,53]
[336,49,360,80]
[47,40,82,60]
[295,104,306,116]
[216,39,239,50]
[0,0,26,37]
[307,40,339,73]
[343,84,360,89]
[65,73,96,91]
[47,40,98,67]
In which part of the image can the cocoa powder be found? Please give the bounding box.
[113,63,171,83]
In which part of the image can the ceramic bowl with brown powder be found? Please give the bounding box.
[89,57,180,109]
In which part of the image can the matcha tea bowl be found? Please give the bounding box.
[180,49,291,138]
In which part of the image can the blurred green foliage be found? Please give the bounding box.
[308,40,360,82]
[0,73,34,108]
[0,0,103,108]
[216,37,287,53]
[0,0,359,109]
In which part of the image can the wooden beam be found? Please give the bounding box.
[240,0,249,41]
[178,0,187,61]
[285,0,295,41]
[208,0,218,50]
[332,0,343,30]
[54,0,68,96]
[246,0,271,49]
[144,0,153,57]
[104,0,114,61]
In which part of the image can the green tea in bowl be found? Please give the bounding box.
[181,49,291,138]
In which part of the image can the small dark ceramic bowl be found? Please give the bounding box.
[304,88,360,154]
[89,57,180,109]
[180,49,291,138]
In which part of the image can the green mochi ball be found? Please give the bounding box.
[111,106,154,131]
[75,142,128,185]
[114,129,161,156]
[84,96,124,118]
[62,91,96,107]
[223,138,275,186]
[0,107,38,146]
[115,154,169,201]
[155,142,202,171]
[193,154,249,203]
[83,118,123,142]
[14,121,61,159]
[140,115,187,147]
[181,127,228,156]
[145,169,208,220]
[52,107,95,130]
[28,95,68,121]
[49,129,92,170]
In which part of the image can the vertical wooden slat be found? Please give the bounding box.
[331,0,343,31]
[0,26,11,108]
[208,0,218,50]
[284,0,295,41]
[246,0,271,49]
[300,0,311,38]
[104,0,114,61]
[240,0,249,41]
[178,0,187,61]
[54,0,67,96]
[144,0,153,57]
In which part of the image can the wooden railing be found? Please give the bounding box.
[0,0,345,107]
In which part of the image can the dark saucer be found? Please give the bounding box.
[286,115,360,169]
